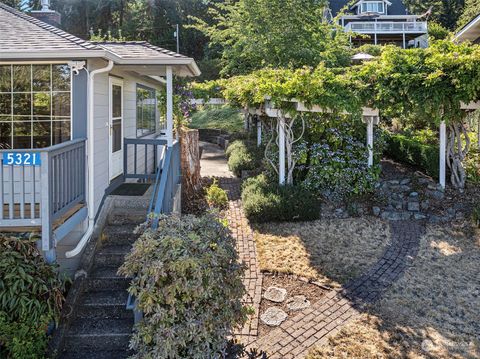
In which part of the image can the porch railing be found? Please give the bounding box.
[345,21,428,33]
[0,139,86,252]
[124,138,168,181]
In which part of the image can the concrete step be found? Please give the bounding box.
[80,289,129,307]
[107,211,147,226]
[59,349,132,359]
[90,265,125,280]
[94,252,128,267]
[76,303,133,320]
[64,318,133,350]
[85,277,130,291]
[101,225,139,246]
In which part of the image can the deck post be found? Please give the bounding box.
[257,119,262,146]
[367,116,374,167]
[439,121,446,189]
[166,66,173,147]
[40,151,54,263]
[278,116,286,185]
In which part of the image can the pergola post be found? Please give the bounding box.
[366,116,374,167]
[166,66,173,147]
[278,116,286,185]
[257,119,262,146]
[439,120,446,189]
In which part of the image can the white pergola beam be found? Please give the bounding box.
[367,117,374,167]
[278,117,286,185]
[439,121,446,189]
[166,66,173,147]
[460,101,480,110]
[257,120,262,146]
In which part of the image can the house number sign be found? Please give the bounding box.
[2,152,41,166]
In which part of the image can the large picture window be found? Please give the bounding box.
[0,64,71,149]
[136,85,157,137]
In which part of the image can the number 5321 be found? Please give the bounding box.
[2,152,41,166]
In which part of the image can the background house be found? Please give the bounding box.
[329,0,429,48]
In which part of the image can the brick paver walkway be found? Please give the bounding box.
[247,220,425,358]
[219,178,263,345]
[200,142,425,357]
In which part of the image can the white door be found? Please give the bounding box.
[109,77,124,180]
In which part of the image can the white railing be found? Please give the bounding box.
[345,21,427,33]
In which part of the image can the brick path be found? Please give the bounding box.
[219,177,263,345]
[200,143,425,357]
[246,220,425,358]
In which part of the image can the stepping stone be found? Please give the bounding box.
[286,295,311,311]
[260,307,288,327]
[263,286,287,303]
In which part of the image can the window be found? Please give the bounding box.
[0,64,71,149]
[361,1,385,14]
[136,85,157,137]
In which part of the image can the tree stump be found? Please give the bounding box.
[180,128,202,198]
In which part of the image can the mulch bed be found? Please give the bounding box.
[181,177,213,215]
[258,273,329,337]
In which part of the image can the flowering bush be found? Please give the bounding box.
[300,125,381,201]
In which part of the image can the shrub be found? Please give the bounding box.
[118,214,248,359]
[0,235,68,359]
[189,105,244,134]
[242,174,321,223]
[206,180,229,209]
[226,139,262,177]
[385,133,439,178]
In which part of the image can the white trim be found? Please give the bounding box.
[455,14,480,42]
[166,66,173,147]
[439,121,446,189]
[108,76,124,181]
[278,117,286,185]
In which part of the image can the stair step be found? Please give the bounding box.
[90,265,125,280]
[80,289,129,307]
[108,211,147,226]
[97,244,133,255]
[76,303,133,320]
[64,318,133,349]
[101,225,139,245]
[59,349,132,359]
[94,253,127,266]
[85,277,130,291]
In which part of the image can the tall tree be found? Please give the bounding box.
[403,0,465,29]
[457,0,480,28]
[192,0,352,76]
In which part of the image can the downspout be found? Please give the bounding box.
[66,60,114,258]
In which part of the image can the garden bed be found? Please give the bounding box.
[308,224,480,359]
[253,217,391,288]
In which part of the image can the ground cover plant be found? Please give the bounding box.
[0,234,68,359]
[118,214,248,359]
[253,218,391,288]
[205,179,228,209]
[308,224,480,359]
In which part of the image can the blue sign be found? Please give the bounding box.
[2,152,41,166]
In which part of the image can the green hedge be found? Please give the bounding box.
[242,175,321,223]
[385,133,439,179]
[226,140,262,177]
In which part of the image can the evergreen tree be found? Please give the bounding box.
[457,0,480,28]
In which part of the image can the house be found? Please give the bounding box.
[0,2,200,272]
[455,14,480,43]
[328,0,429,48]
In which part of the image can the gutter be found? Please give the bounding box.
[66,59,114,258]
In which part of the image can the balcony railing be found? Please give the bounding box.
[345,21,428,33]
[0,139,86,254]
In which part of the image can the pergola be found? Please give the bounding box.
[195,98,480,189]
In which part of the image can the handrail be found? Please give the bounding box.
[345,21,427,33]
[0,138,86,154]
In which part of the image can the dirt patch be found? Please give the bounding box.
[254,217,391,288]
[182,177,213,215]
[308,224,480,359]
[258,273,328,337]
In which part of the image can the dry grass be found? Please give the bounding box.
[254,217,391,287]
[308,225,480,359]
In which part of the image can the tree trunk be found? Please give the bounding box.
[180,128,202,197]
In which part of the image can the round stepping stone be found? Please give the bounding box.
[263,286,287,303]
[286,295,311,311]
[260,307,288,327]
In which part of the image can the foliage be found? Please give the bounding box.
[428,22,452,40]
[205,180,228,209]
[190,0,352,76]
[190,80,224,101]
[118,214,248,359]
[158,80,197,130]
[189,105,244,133]
[385,133,440,178]
[471,203,480,227]
[299,125,381,201]
[226,139,262,177]
[465,148,480,183]
[403,0,465,29]
[355,44,384,57]
[241,174,321,223]
[0,234,68,359]
[457,0,480,29]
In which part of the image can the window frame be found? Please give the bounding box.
[0,62,73,149]
[360,1,385,14]
[135,84,157,138]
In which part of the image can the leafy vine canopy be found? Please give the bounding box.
[192,39,480,125]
